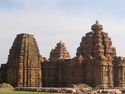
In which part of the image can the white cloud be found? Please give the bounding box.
[0,8,125,64]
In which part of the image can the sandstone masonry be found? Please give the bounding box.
[0,21,125,88]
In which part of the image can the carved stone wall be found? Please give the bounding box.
[113,57,125,87]
[42,58,83,87]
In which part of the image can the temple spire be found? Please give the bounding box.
[50,41,70,62]
[96,20,99,24]
[91,20,103,31]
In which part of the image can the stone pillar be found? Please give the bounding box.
[118,65,125,87]
[108,64,114,87]
[113,57,125,87]
[100,65,108,88]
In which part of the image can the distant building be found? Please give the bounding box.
[0,21,125,88]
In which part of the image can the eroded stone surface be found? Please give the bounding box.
[1,33,42,87]
[50,41,70,62]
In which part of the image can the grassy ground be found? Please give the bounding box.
[0,90,60,94]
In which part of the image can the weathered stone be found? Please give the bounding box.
[42,21,117,88]
[113,56,125,87]
[3,33,42,87]
[1,21,125,89]
[50,41,70,62]
[42,41,84,87]
[75,21,116,87]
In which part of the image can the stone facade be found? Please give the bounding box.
[0,21,125,88]
[42,41,82,87]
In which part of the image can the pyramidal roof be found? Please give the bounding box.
[50,41,70,62]
[77,21,116,60]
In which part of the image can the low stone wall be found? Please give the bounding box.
[15,87,76,93]
[15,87,125,94]
[97,89,122,94]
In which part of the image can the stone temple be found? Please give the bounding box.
[0,21,125,88]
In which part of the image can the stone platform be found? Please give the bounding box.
[15,87,125,94]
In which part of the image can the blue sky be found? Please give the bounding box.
[0,0,124,17]
[0,0,125,64]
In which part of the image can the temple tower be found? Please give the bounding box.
[50,41,70,62]
[6,33,41,87]
[77,20,116,59]
[42,41,71,87]
[77,21,116,87]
